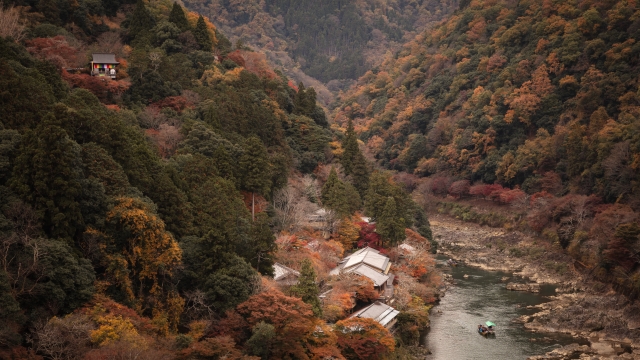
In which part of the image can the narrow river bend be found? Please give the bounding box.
[424,257,583,360]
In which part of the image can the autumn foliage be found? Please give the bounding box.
[334,317,395,360]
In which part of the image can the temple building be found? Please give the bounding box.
[91,53,119,79]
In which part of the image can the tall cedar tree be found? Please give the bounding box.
[10,121,84,242]
[290,259,322,317]
[341,119,369,195]
[341,119,358,176]
[239,136,271,220]
[376,196,405,247]
[193,15,212,51]
[129,0,155,39]
[168,2,190,32]
[321,167,361,218]
[243,212,276,276]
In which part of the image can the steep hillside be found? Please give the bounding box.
[0,0,334,354]
[335,0,640,297]
[0,0,440,356]
[182,0,457,102]
[336,0,640,202]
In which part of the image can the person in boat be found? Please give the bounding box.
[478,325,485,334]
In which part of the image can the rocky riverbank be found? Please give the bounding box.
[429,213,640,359]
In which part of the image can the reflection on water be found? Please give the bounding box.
[425,257,582,360]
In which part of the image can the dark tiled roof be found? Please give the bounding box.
[92,53,119,64]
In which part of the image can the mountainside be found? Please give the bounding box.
[0,0,440,357]
[334,0,640,297]
[336,0,640,203]
[182,0,457,103]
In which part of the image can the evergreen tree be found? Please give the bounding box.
[239,136,271,220]
[246,322,276,359]
[193,15,213,51]
[241,212,276,276]
[321,167,361,218]
[376,197,405,247]
[10,120,84,242]
[212,145,236,184]
[168,2,190,32]
[290,259,322,317]
[341,119,359,176]
[350,149,370,196]
[129,0,155,39]
[340,120,370,196]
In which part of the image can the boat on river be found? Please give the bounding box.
[478,321,496,337]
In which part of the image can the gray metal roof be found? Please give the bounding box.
[346,264,390,287]
[350,301,399,327]
[92,53,119,64]
[341,247,389,273]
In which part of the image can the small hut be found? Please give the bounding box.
[91,53,119,79]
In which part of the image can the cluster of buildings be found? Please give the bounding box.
[274,246,400,330]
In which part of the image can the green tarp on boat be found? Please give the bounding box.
[486,321,496,327]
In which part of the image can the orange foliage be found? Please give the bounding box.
[26,36,82,69]
[334,317,395,360]
[62,71,130,104]
[241,51,278,79]
[234,289,343,359]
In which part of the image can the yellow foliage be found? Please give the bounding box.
[336,217,361,251]
[199,66,244,86]
[102,198,183,331]
[91,315,144,347]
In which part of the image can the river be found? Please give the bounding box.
[424,257,583,360]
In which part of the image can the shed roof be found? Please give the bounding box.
[350,301,399,327]
[274,263,300,281]
[92,53,119,64]
[346,264,390,287]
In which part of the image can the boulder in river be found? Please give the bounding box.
[506,282,540,292]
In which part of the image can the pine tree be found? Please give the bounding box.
[291,259,322,317]
[129,0,155,39]
[193,15,213,51]
[377,197,405,247]
[240,136,271,220]
[168,2,190,32]
[341,119,359,176]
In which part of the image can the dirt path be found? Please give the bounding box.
[430,213,640,359]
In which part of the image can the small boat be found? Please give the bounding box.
[477,321,496,337]
[446,258,458,267]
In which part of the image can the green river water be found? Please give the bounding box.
[424,257,584,360]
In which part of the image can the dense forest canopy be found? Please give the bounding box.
[336,0,640,205]
[0,0,438,357]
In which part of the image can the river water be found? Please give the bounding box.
[424,257,582,360]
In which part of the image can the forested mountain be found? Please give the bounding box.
[335,0,640,297]
[182,0,457,103]
[0,0,439,357]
